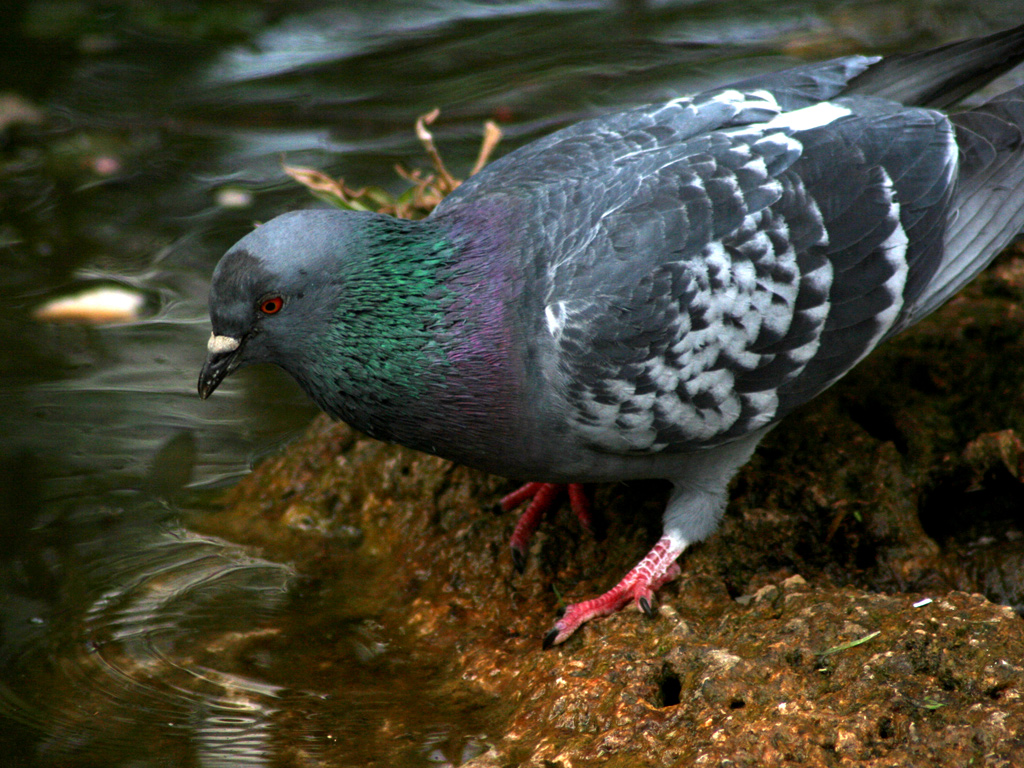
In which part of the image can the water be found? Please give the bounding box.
[2,1,1024,764]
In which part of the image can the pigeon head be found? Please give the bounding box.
[200,202,532,470]
[198,209,390,400]
[198,208,497,445]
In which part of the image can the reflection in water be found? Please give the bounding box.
[3,528,295,766]
[0,445,495,766]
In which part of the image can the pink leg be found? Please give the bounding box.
[543,535,683,648]
[567,483,596,535]
[499,481,551,512]
[500,482,592,572]
[503,483,564,571]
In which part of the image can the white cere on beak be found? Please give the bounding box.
[208,333,241,354]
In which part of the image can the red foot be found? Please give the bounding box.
[500,482,593,571]
[543,535,683,648]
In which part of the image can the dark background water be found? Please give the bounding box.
[2,1,1024,765]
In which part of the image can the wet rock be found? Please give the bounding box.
[963,430,1023,485]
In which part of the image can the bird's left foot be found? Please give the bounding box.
[543,534,682,648]
[500,482,595,571]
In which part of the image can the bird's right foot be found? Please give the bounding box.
[543,534,683,648]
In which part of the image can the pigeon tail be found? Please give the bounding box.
[894,85,1024,332]
[845,23,1024,109]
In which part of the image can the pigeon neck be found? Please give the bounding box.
[292,213,522,465]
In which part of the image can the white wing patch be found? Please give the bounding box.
[545,301,567,338]
[726,101,850,149]
[764,101,852,131]
[710,88,781,115]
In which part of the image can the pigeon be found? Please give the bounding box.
[200,24,1024,647]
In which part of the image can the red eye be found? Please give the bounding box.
[259,296,284,315]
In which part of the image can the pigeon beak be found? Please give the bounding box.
[198,333,243,399]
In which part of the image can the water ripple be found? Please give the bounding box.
[1,528,298,766]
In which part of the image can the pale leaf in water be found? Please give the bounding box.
[33,286,145,325]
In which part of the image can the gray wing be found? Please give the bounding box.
[539,96,957,454]
[436,84,959,455]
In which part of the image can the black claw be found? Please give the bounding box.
[639,596,655,617]
[510,546,528,573]
[542,628,560,650]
